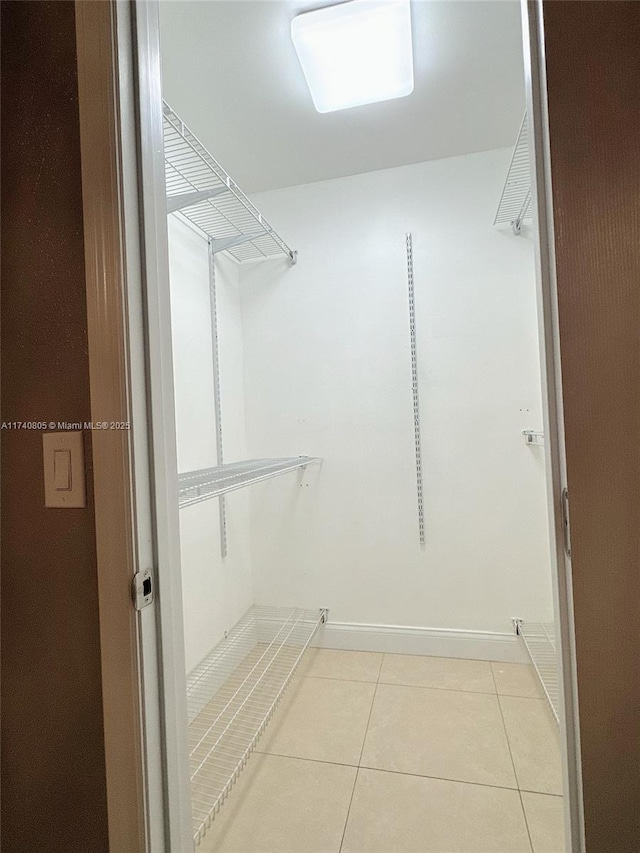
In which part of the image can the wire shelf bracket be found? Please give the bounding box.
[494,112,532,236]
[210,231,266,254]
[177,456,322,509]
[163,101,297,264]
[522,429,545,447]
[167,188,229,215]
[188,606,327,845]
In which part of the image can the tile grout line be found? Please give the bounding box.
[338,661,383,853]
[306,653,542,694]
[491,664,535,853]
[302,672,548,701]
[337,768,359,853]
[360,654,384,762]
[491,665,519,784]
[252,746,561,797]
[517,789,537,853]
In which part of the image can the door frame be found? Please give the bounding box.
[522,3,584,850]
[129,1,195,849]
[75,1,193,851]
[75,3,147,850]
[76,0,585,850]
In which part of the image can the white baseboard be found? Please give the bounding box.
[313,620,527,663]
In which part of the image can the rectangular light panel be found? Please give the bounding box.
[291,0,414,114]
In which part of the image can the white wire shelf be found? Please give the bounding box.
[163,102,297,264]
[177,457,321,508]
[517,620,559,723]
[494,112,532,235]
[188,606,327,845]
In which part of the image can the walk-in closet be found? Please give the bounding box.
[156,1,566,850]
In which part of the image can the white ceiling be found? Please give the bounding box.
[159,0,525,194]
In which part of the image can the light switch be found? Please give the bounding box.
[43,431,86,507]
[53,449,72,490]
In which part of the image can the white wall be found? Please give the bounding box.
[168,216,254,672]
[240,148,553,635]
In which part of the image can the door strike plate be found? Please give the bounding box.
[132,569,154,611]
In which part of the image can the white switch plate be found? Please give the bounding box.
[43,431,86,507]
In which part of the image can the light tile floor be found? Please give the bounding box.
[199,650,565,853]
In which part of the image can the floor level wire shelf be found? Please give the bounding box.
[517,620,559,723]
[187,606,327,846]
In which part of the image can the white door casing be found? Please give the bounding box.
[87,1,586,850]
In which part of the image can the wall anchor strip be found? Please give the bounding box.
[406,233,425,546]
[208,241,227,558]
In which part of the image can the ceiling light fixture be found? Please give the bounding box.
[291,0,414,114]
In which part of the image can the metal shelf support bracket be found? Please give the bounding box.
[210,232,266,254]
[167,188,229,214]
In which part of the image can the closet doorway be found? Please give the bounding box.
[123,1,582,851]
